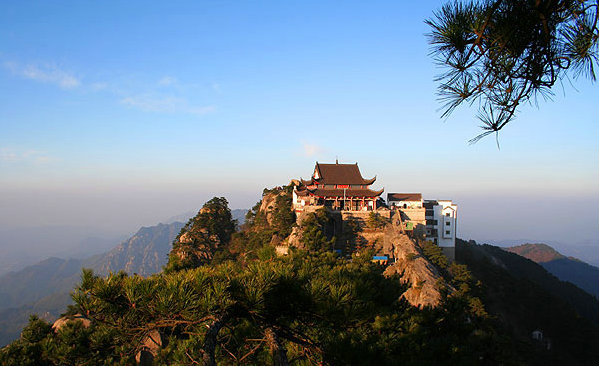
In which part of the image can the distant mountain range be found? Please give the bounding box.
[0,221,184,346]
[506,243,599,299]
[0,209,250,346]
[0,226,125,276]
[482,238,599,268]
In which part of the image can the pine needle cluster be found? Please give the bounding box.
[427,0,599,144]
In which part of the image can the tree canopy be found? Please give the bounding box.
[4,190,599,364]
[164,197,237,273]
[0,250,519,366]
[427,0,598,144]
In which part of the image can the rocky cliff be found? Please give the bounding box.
[89,222,184,277]
[258,188,446,308]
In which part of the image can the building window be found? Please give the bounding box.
[445,213,450,217]
[445,230,450,235]
[445,221,450,226]
[433,238,438,245]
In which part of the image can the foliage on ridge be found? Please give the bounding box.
[5,194,599,364]
[1,247,523,365]
[164,197,236,273]
[457,239,599,365]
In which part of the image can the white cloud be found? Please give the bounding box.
[301,142,323,157]
[4,62,80,89]
[0,148,53,163]
[158,76,177,86]
[2,61,218,114]
[120,95,215,115]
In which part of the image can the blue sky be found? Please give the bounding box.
[1,1,598,249]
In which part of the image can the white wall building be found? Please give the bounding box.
[424,199,458,260]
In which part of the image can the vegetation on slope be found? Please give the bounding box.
[508,243,599,299]
[165,197,236,273]
[4,194,599,365]
[542,258,599,299]
[0,252,516,365]
[2,194,525,365]
[457,239,599,365]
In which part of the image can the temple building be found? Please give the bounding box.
[292,162,383,212]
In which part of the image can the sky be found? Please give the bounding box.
[1,1,598,253]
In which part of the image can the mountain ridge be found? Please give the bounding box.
[0,221,185,346]
[506,243,599,298]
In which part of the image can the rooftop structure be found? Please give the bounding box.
[387,193,423,209]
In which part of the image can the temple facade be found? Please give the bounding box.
[292,162,383,212]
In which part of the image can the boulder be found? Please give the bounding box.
[135,329,165,366]
[51,313,91,332]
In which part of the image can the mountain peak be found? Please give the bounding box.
[506,243,566,263]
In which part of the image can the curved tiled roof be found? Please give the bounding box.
[313,162,376,185]
[387,193,422,202]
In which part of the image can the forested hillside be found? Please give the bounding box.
[458,240,599,364]
[508,243,599,299]
[2,194,599,365]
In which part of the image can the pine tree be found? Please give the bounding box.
[428,0,599,143]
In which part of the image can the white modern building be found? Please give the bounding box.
[424,199,458,260]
